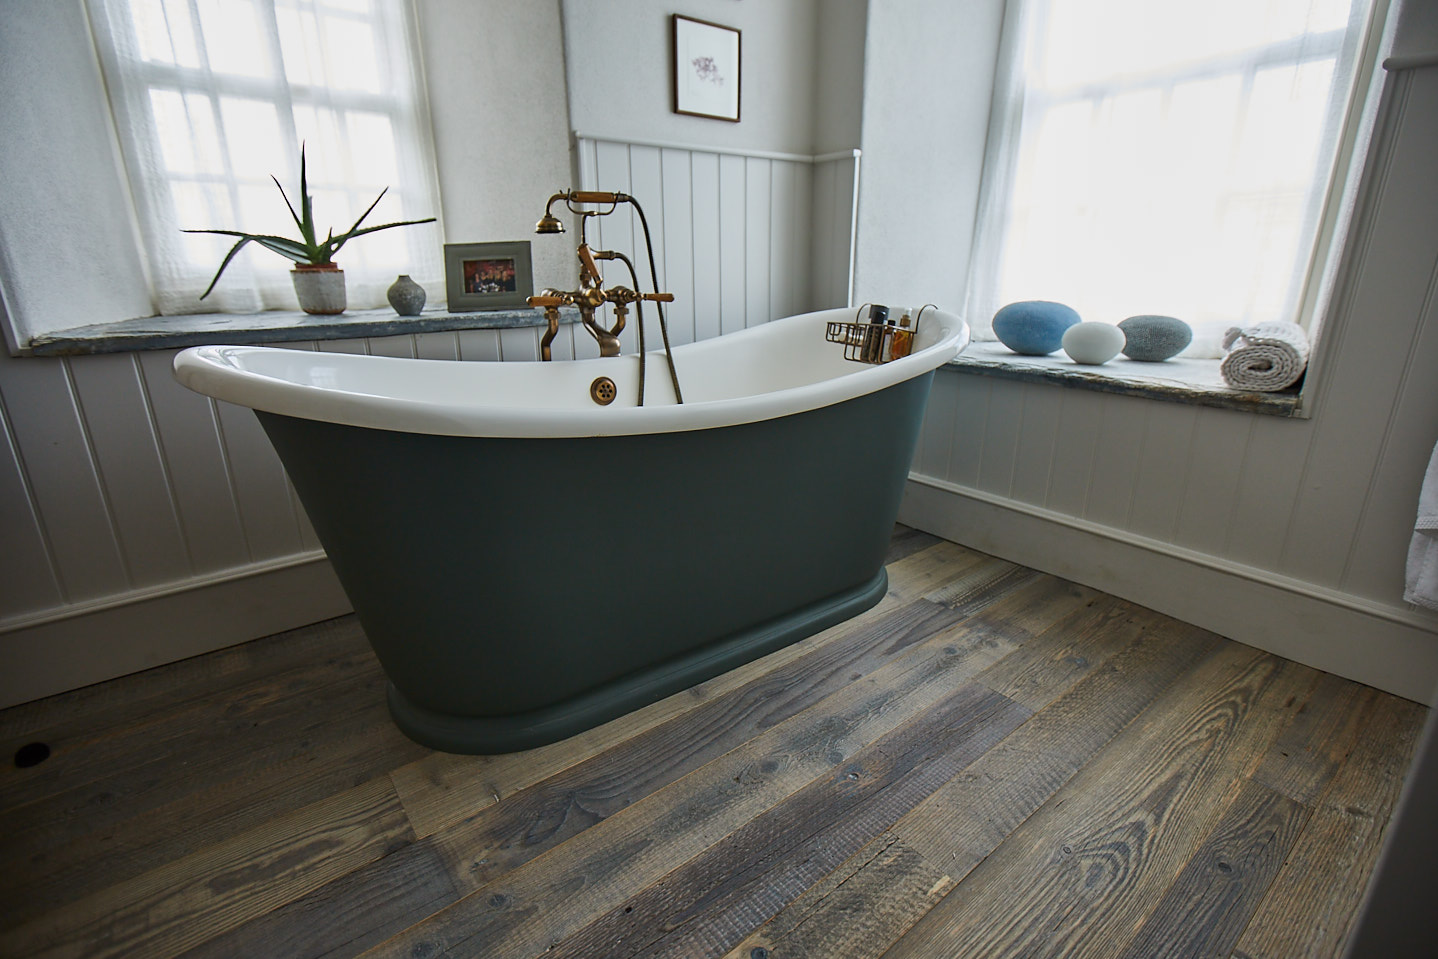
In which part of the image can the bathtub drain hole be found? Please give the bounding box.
[590,377,618,406]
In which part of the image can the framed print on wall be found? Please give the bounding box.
[673,14,741,122]
[443,241,533,311]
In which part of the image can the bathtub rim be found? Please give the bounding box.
[172,307,969,438]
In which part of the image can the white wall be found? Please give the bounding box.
[418,0,575,288]
[558,0,863,315]
[851,0,1006,312]
[561,0,819,155]
[814,0,869,155]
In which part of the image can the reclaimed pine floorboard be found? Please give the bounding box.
[0,526,1425,959]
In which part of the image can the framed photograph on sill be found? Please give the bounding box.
[444,241,533,311]
[673,14,741,122]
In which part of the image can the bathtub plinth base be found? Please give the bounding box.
[384,568,889,754]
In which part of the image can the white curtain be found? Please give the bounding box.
[86,0,444,315]
[963,0,1381,356]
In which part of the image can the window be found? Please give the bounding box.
[86,0,443,315]
[963,0,1388,356]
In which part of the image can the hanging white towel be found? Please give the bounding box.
[1406,442,1438,611]
[1220,322,1309,392]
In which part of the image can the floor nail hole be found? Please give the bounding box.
[15,742,51,768]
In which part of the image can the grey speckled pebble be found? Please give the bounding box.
[1118,315,1192,361]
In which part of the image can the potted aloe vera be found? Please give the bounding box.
[186,145,435,314]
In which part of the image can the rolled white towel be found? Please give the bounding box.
[1220,321,1309,392]
[1406,441,1438,611]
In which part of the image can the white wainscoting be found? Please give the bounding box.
[0,136,864,710]
[0,333,492,709]
[900,64,1438,704]
[574,133,860,345]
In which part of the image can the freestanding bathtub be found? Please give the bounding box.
[174,306,969,753]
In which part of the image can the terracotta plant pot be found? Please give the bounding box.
[292,263,346,315]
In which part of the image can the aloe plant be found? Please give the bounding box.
[185,144,436,299]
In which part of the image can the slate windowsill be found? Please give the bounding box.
[25,305,579,357]
[946,341,1304,417]
[25,313,1305,418]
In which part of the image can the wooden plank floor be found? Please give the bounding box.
[0,527,1425,959]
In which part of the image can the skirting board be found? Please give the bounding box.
[0,555,352,711]
[900,475,1438,705]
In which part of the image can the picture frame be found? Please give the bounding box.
[443,241,533,311]
[673,14,741,122]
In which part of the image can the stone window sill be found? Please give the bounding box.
[947,341,1304,417]
[23,305,578,357]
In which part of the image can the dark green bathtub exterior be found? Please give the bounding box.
[256,369,935,754]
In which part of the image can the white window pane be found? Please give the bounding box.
[349,221,407,273]
[1037,0,1354,90]
[316,0,374,14]
[235,182,299,246]
[173,181,235,258]
[320,16,381,93]
[150,89,225,175]
[309,187,358,238]
[95,0,443,313]
[196,0,271,78]
[1234,60,1337,191]
[129,0,201,67]
[1165,75,1244,176]
[276,7,322,87]
[278,3,383,92]
[218,97,288,179]
[291,105,349,185]
[1210,194,1305,319]
[980,0,1367,335]
[346,113,399,187]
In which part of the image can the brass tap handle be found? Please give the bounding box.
[577,243,602,285]
[641,292,675,303]
[569,191,626,204]
[528,294,567,308]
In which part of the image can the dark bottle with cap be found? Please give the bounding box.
[863,303,889,362]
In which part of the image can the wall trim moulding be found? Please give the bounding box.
[0,554,351,711]
[900,473,1438,705]
[573,130,860,165]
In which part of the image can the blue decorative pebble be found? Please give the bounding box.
[1117,315,1192,361]
[992,301,1081,356]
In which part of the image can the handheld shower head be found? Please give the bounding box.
[535,192,570,234]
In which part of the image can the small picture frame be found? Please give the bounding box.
[673,14,741,122]
[443,241,533,311]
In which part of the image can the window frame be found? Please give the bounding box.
[962,0,1394,350]
[85,0,445,316]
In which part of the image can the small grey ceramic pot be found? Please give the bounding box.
[387,274,427,316]
[1117,315,1191,361]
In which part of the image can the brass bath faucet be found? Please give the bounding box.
[527,191,683,405]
